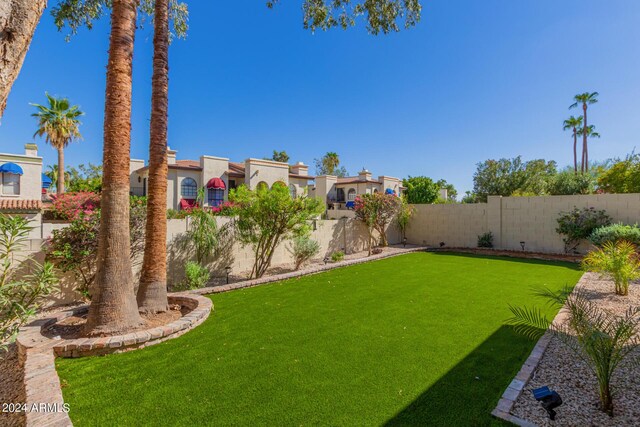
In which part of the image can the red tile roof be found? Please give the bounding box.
[0,199,42,211]
[336,177,382,185]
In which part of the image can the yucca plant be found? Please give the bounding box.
[508,286,640,416]
[582,240,640,296]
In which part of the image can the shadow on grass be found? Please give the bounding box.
[384,325,543,426]
[428,250,581,269]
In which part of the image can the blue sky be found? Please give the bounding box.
[1,0,639,195]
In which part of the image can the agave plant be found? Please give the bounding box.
[582,240,640,296]
[508,286,640,416]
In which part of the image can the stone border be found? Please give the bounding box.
[192,245,428,296]
[491,274,584,426]
[16,293,212,427]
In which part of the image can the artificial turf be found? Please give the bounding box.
[56,252,582,426]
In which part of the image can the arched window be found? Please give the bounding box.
[373,188,379,194]
[2,173,20,195]
[289,184,297,198]
[181,177,197,199]
[347,188,356,201]
[256,181,268,191]
[208,188,224,207]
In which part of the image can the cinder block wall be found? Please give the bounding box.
[406,194,640,253]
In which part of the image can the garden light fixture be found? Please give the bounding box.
[323,256,329,265]
[532,386,562,420]
[402,237,407,248]
[520,241,525,251]
[225,266,232,284]
[439,242,445,248]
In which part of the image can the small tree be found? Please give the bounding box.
[231,184,323,278]
[1,215,58,353]
[402,176,439,204]
[354,193,401,255]
[289,236,320,270]
[556,207,611,253]
[508,286,640,416]
[396,197,414,240]
[582,241,640,296]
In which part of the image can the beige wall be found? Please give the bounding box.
[0,145,43,201]
[244,158,289,189]
[407,194,640,253]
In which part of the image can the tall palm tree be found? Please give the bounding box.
[137,0,170,314]
[570,92,599,173]
[31,94,83,195]
[563,115,583,174]
[324,152,340,175]
[84,0,143,336]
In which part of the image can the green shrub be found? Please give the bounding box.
[582,240,640,296]
[331,251,345,262]
[1,215,58,353]
[589,223,640,247]
[556,207,611,253]
[178,262,210,290]
[477,232,493,248]
[547,170,595,195]
[289,236,320,270]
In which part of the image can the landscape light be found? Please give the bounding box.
[520,241,526,251]
[323,256,330,265]
[532,386,563,420]
[402,237,407,248]
[439,242,445,248]
[225,266,232,284]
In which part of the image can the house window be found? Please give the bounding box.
[2,173,20,195]
[347,188,356,201]
[336,188,345,202]
[181,177,197,198]
[289,184,297,198]
[228,179,237,190]
[208,188,224,207]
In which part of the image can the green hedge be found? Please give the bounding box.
[589,223,640,247]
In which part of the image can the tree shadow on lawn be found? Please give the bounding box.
[428,251,581,269]
[384,325,543,426]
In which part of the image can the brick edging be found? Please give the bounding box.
[490,273,585,426]
[16,293,212,427]
[191,246,428,296]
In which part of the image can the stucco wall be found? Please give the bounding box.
[407,203,488,248]
[0,148,42,200]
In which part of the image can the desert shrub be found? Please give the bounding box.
[547,170,596,195]
[582,241,640,296]
[556,207,611,253]
[331,251,345,262]
[177,261,210,290]
[289,236,320,270]
[47,198,146,298]
[396,198,414,240]
[184,206,220,265]
[477,231,493,248]
[1,215,58,353]
[589,223,640,248]
[49,191,101,221]
[508,286,640,415]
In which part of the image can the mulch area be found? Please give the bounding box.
[428,247,583,263]
[511,273,640,426]
[43,305,184,340]
[0,344,26,427]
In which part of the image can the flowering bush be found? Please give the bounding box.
[210,201,238,216]
[49,192,101,221]
[354,193,401,255]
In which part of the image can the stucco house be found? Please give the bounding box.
[311,169,403,209]
[129,149,315,210]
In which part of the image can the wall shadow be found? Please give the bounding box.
[427,251,581,270]
[384,325,539,426]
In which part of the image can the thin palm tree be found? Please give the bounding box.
[578,124,601,165]
[31,93,83,195]
[324,152,340,175]
[138,0,170,314]
[84,0,143,335]
[570,92,598,173]
[563,115,583,174]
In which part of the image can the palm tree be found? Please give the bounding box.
[31,94,83,195]
[137,0,170,314]
[324,152,340,175]
[578,124,601,167]
[563,116,583,174]
[570,92,599,173]
[84,0,143,336]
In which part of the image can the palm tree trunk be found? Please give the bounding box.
[573,129,577,174]
[57,147,65,194]
[85,0,143,335]
[0,0,46,120]
[137,0,169,313]
[583,104,588,173]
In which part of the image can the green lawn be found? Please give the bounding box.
[56,252,582,426]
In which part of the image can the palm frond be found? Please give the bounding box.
[507,305,550,340]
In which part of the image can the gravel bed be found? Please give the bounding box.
[0,344,26,427]
[511,273,640,426]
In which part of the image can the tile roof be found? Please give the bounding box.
[336,177,382,185]
[171,160,201,170]
[0,199,42,211]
